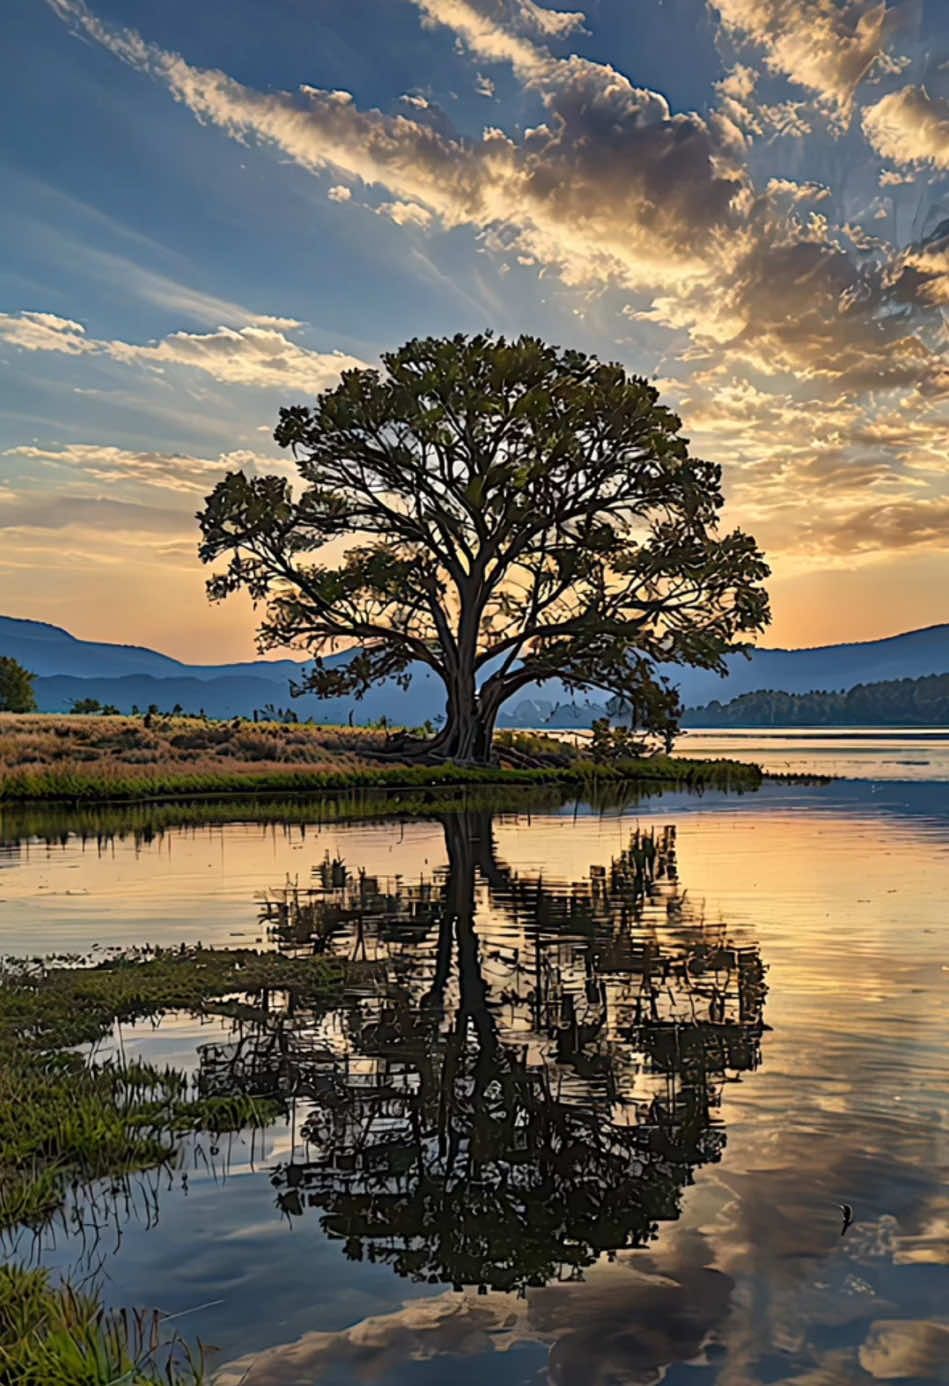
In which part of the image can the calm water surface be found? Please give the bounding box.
[678,728,949,781]
[551,726,949,781]
[0,780,946,1386]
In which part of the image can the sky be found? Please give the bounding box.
[0,0,947,663]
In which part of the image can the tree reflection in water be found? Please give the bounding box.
[200,812,766,1293]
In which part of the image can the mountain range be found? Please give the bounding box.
[2,614,948,726]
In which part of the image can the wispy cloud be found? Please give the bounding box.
[709,0,903,120]
[4,441,279,495]
[0,310,366,391]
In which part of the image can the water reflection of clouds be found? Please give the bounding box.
[216,1228,734,1386]
[859,1320,949,1381]
[213,1203,948,1386]
[2,793,945,1384]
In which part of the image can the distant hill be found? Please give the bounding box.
[684,673,949,727]
[2,614,948,726]
[0,616,307,683]
[672,624,949,705]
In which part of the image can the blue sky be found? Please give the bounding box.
[1,0,946,660]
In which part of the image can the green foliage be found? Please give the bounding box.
[494,728,574,761]
[0,657,36,713]
[68,698,120,715]
[198,332,770,762]
[590,717,649,763]
[604,675,683,751]
[70,697,101,714]
[686,672,949,727]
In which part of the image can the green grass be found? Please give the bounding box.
[0,711,770,804]
[0,947,355,1383]
[0,1263,208,1384]
[0,946,349,1230]
[0,754,763,804]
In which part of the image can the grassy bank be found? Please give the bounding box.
[0,1263,209,1385]
[0,713,762,803]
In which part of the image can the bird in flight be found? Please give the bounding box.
[838,1203,854,1235]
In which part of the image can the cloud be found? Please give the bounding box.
[0,492,190,533]
[859,1320,949,1379]
[766,177,830,202]
[377,199,434,226]
[13,224,304,330]
[45,0,740,300]
[41,0,949,571]
[0,310,366,391]
[415,0,585,71]
[714,63,814,143]
[3,442,279,495]
[215,1233,731,1386]
[0,310,97,355]
[327,184,352,201]
[42,0,943,395]
[109,324,366,391]
[794,495,949,555]
[710,0,902,119]
[862,85,949,168]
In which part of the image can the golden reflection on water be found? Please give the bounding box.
[1,791,946,1386]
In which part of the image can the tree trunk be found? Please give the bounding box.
[439,703,496,763]
[433,671,499,764]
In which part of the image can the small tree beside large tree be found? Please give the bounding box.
[198,334,770,762]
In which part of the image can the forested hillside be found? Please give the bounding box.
[685,673,949,727]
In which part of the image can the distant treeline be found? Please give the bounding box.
[684,672,949,727]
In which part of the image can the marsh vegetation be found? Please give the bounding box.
[0,713,763,802]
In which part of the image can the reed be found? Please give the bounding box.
[0,946,358,1382]
[0,1263,209,1384]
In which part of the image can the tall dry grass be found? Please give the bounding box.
[0,713,395,774]
[0,714,765,803]
[0,713,420,801]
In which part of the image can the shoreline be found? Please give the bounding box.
[0,755,769,805]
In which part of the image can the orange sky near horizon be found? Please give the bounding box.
[4,540,948,665]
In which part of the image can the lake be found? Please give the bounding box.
[1,772,947,1385]
[554,726,949,782]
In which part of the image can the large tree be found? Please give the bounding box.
[198,334,770,761]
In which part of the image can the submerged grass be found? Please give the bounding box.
[0,947,354,1382]
[0,946,348,1230]
[0,1262,209,1384]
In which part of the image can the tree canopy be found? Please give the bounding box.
[198,333,770,761]
[0,657,37,714]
